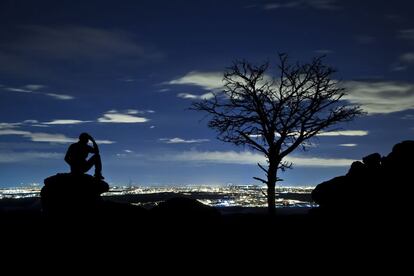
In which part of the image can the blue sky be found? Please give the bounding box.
[1,0,413,187]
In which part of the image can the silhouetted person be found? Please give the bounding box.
[65,133,104,179]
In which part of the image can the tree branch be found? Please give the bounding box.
[257,162,269,175]
[253,177,268,184]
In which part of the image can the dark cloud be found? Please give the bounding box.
[261,0,342,11]
[14,26,163,61]
[0,25,164,77]
[398,29,414,41]
[2,84,74,100]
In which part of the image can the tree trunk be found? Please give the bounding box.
[267,159,278,215]
[267,182,276,215]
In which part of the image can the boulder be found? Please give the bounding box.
[311,176,348,208]
[41,173,109,215]
[362,153,381,169]
[312,141,414,211]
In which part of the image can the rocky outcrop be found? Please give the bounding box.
[41,173,109,215]
[312,140,414,211]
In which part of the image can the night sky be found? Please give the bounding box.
[1,0,413,187]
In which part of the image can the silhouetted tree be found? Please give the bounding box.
[192,54,364,215]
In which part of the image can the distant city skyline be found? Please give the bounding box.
[0,185,315,208]
[1,0,413,187]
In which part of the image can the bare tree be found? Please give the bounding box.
[192,54,364,215]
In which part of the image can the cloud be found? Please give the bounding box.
[169,71,223,90]
[355,35,376,44]
[314,49,334,54]
[0,129,114,144]
[0,120,51,130]
[164,150,263,164]
[251,130,367,138]
[344,81,414,114]
[1,118,90,128]
[10,25,164,61]
[162,150,353,167]
[391,64,408,72]
[0,129,76,143]
[0,151,62,163]
[44,93,74,100]
[2,85,75,100]
[391,52,414,72]
[119,78,138,82]
[261,0,341,11]
[24,84,45,90]
[43,119,92,125]
[306,0,341,10]
[263,3,283,9]
[401,114,414,120]
[98,110,149,123]
[122,109,154,115]
[170,71,414,115]
[317,130,368,136]
[400,53,414,63]
[115,149,135,157]
[159,138,210,144]
[339,144,358,147]
[177,92,215,100]
[398,29,414,41]
[4,87,32,93]
[169,71,274,93]
[286,155,354,167]
[125,109,141,114]
[0,123,21,129]
[115,151,145,159]
[248,134,263,139]
[23,120,39,124]
[2,109,151,129]
[0,25,164,77]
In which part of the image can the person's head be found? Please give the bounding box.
[79,132,90,144]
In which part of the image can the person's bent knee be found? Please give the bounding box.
[89,153,100,160]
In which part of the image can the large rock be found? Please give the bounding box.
[312,141,414,211]
[41,173,109,215]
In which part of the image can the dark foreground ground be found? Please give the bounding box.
[1,195,412,269]
[1,195,409,237]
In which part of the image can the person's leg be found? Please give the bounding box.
[83,158,94,173]
[86,154,103,178]
[94,153,102,177]
[70,164,83,175]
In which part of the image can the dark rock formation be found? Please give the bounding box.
[312,140,414,212]
[41,173,109,215]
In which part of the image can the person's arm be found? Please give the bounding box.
[88,135,100,154]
